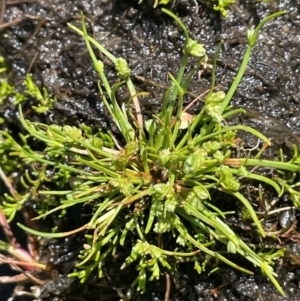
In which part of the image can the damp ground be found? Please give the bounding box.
[1,0,300,300]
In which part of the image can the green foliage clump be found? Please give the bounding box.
[0,8,292,297]
[0,74,56,114]
[211,0,235,17]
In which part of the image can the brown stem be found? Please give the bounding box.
[0,210,20,248]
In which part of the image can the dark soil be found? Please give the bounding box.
[1,0,300,300]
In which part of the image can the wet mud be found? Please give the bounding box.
[1,0,300,300]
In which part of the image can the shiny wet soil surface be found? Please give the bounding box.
[1,0,300,300]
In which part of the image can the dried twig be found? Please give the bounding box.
[164,272,171,301]
[0,17,23,30]
[0,0,5,24]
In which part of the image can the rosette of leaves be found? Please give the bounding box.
[0,8,292,296]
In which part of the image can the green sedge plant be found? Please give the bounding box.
[0,8,294,296]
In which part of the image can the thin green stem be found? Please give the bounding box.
[232,191,265,237]
[226,158,300,173]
